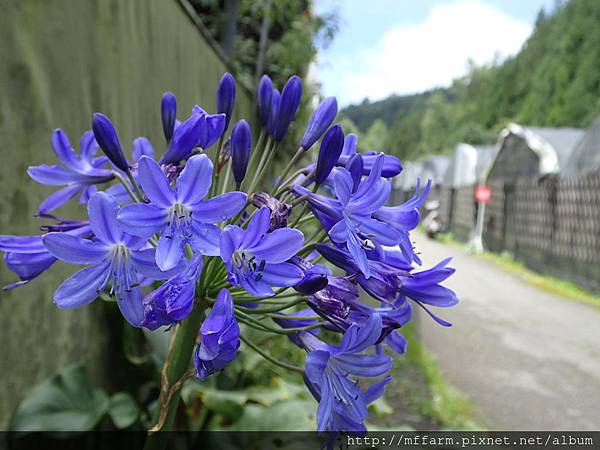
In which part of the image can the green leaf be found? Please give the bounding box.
[244,377,304,406]
[369,396,393,417]
[12,365,110,431]
[108,393,139,429]
[227,399,316,431]
[202,388,248,420]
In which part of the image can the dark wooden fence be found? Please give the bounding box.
[395,172,600,292]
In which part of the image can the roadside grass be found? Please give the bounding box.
[436,231,600,309]
[370,324,482,431]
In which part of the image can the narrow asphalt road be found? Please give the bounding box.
[412,232,600,430]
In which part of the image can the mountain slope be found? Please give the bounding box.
[340,0,600,161]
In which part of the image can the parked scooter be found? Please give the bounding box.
[423,200,443,239]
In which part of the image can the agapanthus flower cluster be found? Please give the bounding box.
[0,71,457,436]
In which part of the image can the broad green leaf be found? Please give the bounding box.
[12,365,110,431]
[369,396,393,417]
[244,377,303,406]
[227,399,316,431]
[108,393,139,429]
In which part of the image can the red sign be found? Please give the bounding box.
[475,185,492,203]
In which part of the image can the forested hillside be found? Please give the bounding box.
[342,0,600,161]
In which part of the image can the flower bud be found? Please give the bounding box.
[295,271,329,295]
[216,72,236,131]
[267,88,280,136]
[91,113,129,172]
[301,97,337,150]
[231,119,251,184]
[346,153,364,192]
[314,124,344,184]
[274,75,302,141]
[160,113,204,164]
[161,92,177,141]
[257,74,273,128]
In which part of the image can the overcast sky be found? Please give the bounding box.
[314,0,557,106]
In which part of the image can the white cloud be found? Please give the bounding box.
[319,0,532,106]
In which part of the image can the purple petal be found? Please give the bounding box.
[132,137,155,162]
[79,130,98,162]
[199,113,226,149]
[240,276,274,297]
[4,251,56,287]
[87,192,123,244]
[305,349,330,385]
[220,225,244,262]
[131,248,183,279]
[176,154,213,204]
[338,313,382,354]
[241,206,270,248]
[54,261,111,308]
[346,230,370,277]
[42,233,108,264]
[117,203,167,237]
[363,375,392,404]
[51,129,88,172]
[360,218,402,246]
[0,236,46,254]
[161,113,204,164]
[190,222,221,256]
[38,185,83,214]
[334,353,391,377]
[191,192,247,223]
[354,153,385,198]
[332,169,352,205]
[250,228,304,263]
[138,156,176,208]
[386,332,407,354]
[117,287,145,327]
[28,165,90,186]
[156,233,184,271]
[260,262,304,286]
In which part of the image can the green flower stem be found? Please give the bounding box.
[220,160,232,195]
[246,137,273,193]
[126,170,145,200]
[113,171,140,203]
[235,297,307,313]
[143,303,206,450]
[289,183,319,228]
[234,308,324,335]
[241,128,265,191]
[267,313,321,320]
[239,334,304,374]
[273,167,309,198]
[210,137,226,198]
[271,147,304,193]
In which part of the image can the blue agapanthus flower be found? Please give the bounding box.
[299,313,391,432]
[220,206,304,297]
[27,129,114,214]
[194,288,240,380]
[42,192,181,326]
[294,154,400,277]
[118,154,246,271]
[160,107,226,164]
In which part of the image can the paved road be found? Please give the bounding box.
[412,232,600,430]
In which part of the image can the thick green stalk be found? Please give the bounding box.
[143,304,206,450]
